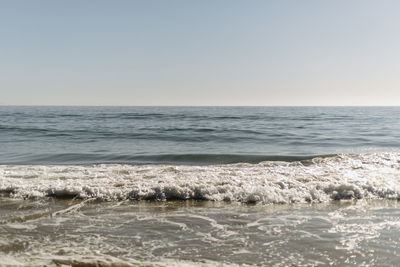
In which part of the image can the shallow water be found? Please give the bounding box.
[1,199,400,266]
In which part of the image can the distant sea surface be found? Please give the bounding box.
[2,106,400,266]
[1,106,400,164]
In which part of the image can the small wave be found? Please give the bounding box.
[4,153,328,165]
[1,153,400,204]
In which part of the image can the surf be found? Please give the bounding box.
[1,153,400,204]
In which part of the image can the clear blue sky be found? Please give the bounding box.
[1,0,400,105]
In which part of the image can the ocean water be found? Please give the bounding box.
[1,106,400,266]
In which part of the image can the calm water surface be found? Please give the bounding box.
[1,106,400,164]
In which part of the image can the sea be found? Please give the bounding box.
[1,106,400,266]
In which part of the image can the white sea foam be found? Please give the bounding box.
[0,254,240,267]
[1,153,400,204]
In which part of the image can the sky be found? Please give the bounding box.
[1,0,400,106]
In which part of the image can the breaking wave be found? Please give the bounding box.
[1,153,400,204]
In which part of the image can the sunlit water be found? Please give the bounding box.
[1,106,400,266]
[2,199,400,266]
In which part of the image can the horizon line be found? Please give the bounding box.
[1,104,400,108]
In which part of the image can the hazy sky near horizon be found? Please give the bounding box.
[1,0,400,106]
